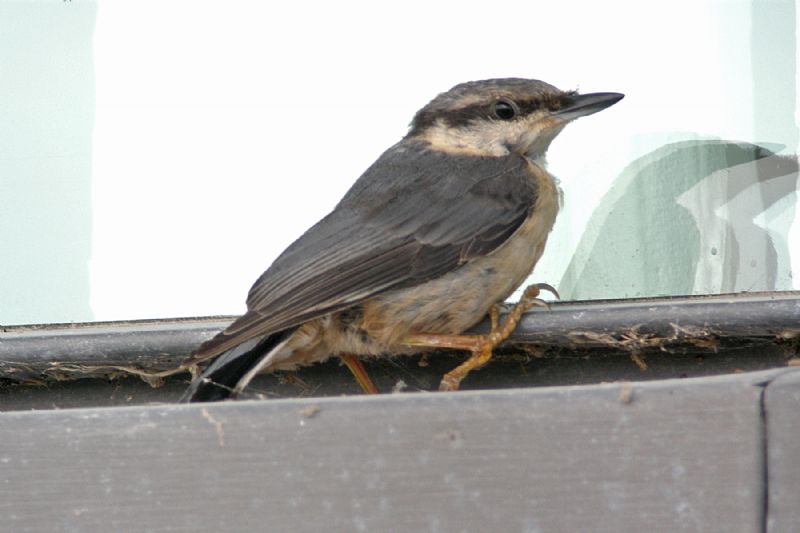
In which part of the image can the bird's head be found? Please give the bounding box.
[408,78,623,159]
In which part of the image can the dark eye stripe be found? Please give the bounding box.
[409,91,578,134]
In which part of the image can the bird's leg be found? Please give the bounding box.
[439,284,551,390]
[488,302,501,331]
[403,283,558,391]
[340,354,379,394]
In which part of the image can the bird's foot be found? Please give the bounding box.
[403,282,559,391]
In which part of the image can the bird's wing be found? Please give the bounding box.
[191,141,538,360]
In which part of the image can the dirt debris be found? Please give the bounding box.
[618,382,634,404]
[201,408,225,447]
[298,404,321,418]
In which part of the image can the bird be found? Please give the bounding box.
[180,78,623,402]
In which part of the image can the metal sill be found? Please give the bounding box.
[1,291,798,410]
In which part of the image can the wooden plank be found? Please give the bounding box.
[765,369,800,531]
[0,371,776,532]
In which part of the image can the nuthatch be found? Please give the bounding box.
[181,78,623,402]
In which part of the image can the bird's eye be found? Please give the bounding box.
[494,100,517,120]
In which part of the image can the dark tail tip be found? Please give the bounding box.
[179,377,234,403]
[180,329,294,403]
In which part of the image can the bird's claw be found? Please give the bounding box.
[518,282,559,312]
[522,282,560,301]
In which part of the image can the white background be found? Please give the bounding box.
[2,0,798,324]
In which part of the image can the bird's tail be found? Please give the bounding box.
[180,328,296,403]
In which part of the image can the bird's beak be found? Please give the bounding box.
[555,92,624,121]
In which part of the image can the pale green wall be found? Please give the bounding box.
[0,3,97,323]
[559,140,797,299]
